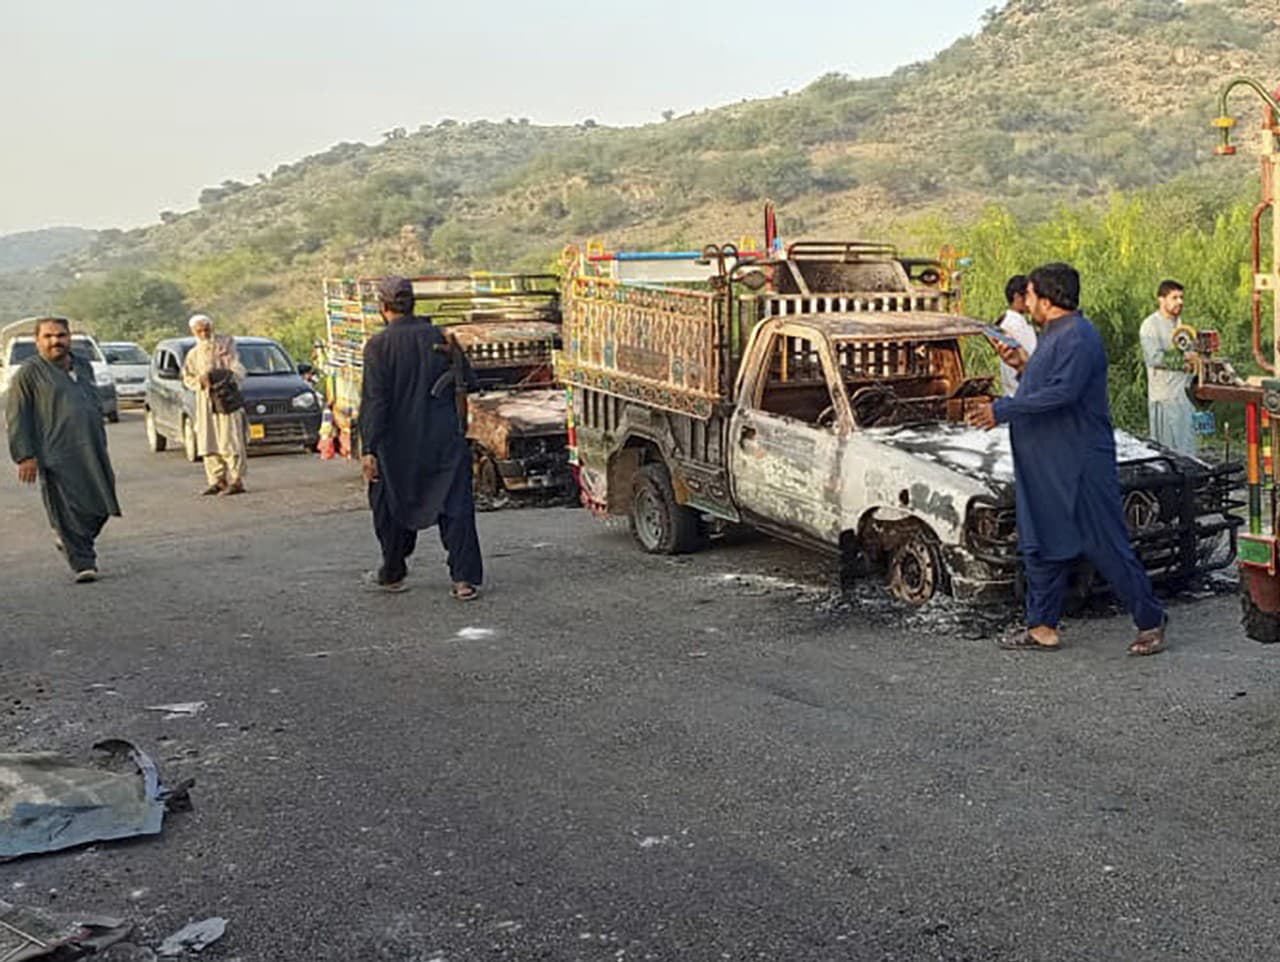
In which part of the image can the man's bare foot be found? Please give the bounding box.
[1028,625,1061,648]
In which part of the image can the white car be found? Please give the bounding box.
[0,320,119,422]
[101,341,151,407]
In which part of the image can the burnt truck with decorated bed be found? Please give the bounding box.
[325,274,572,500]
[557,241,1241,604]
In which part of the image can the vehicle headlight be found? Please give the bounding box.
[291,391,318,410]
[95,369,114,386]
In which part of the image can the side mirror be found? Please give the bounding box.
[297,362,314,377]
[156,364,179,381]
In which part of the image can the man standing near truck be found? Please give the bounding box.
[996,274,1037,397]
[967,263,1167,656]
[359,276,483,598]
[7,316,120,582]
[1139,279,1197,455]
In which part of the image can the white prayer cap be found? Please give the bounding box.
[188,313,213,331]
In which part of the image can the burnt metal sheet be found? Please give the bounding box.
[0,899,131,961]
[468,389,566,458]
[448,320,560,348]
[0,739,189,860]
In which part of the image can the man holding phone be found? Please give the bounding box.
[990,274,1037,397]
[966,263,1167,656]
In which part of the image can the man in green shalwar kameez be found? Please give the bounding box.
[6,317,120,582]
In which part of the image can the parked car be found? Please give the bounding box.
[101,341,151,407]
[144,335,322,460]
[0,320,118,422]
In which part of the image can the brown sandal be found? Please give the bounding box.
[451,582,479,602]
[1128,617,1168,656]
[997,629,1060,652]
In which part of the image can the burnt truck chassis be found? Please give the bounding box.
[961,454,1242,600]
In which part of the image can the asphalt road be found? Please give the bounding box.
[3,411,1280,961]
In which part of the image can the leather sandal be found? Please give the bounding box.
[1128,616,1168,656]
[997,629,1060,651]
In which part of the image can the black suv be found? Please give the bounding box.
[144,335,322,460]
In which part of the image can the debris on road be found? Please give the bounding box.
[454,627,495,640]
[143,703,207,720]
[0,739,193,860]
[0,897,132,960]
[156,918,227,957]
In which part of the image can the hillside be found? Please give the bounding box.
[5,0,1277,350]
[0,226,95,275]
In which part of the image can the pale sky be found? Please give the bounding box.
[2,0,992,236]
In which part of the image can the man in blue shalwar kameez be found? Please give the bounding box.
[967,263,1168,655]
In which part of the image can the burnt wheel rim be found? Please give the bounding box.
[890,539,937,605]
[476,457,501,498]
[633,485,664,549]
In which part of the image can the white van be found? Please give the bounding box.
[0,318,120,422]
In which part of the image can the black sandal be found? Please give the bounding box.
[997,629,1060,652]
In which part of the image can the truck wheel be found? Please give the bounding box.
[145,409,167,453]
[182,416,199,463]
[887,532,944,605]
[474,449,503,499]
[630,462,702,554]
[1242,586,1280,643]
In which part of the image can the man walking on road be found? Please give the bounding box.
[6,316,120,582]
[996,274,1037,398]
[1139,280,1197,455]
[182,313,248,495]
[360,275,483,598]
[967,263,1168,656]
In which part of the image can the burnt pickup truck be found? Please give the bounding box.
[558,242,1241,604]
[325,274,572,500]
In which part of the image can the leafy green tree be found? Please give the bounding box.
[57,270,190,347]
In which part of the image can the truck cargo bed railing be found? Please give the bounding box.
[761,292,948,316]
[559,273,728,419]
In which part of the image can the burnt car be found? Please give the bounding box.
[325,274,573,500]
[561,241,1242,605]
[144,335,322,460]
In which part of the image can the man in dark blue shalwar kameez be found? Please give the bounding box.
[359,276,483,598]
[968,263,1168,655]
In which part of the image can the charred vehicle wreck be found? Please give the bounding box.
[558,241,1241,604]
[325,274,573,501]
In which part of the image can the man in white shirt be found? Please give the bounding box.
[1139,279,1196,455]
[996,274,1037,397]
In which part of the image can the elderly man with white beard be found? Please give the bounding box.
[181,313,248,495]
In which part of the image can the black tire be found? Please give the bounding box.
[145,409,167,453]
[107,409,120,424]
[1242,586,1280,644]
[886,531,945,605]
[629,462,702,554]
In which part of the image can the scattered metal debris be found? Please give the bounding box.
[143,703,207,720]
[156,918,226,957]
[0,897,132,960]
[0,740,193,860]
[454,627,495,640]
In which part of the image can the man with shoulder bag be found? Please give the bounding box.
[182,313,249,495]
